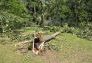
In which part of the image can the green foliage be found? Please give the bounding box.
[0,0,27,17]
[0,11,27,33]
[76,22,92,40]
[62,23,92,41]
[0,0,92,41]
[42,26,62,32]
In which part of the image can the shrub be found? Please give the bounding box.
[42,26,62,32]
[0,11,27,33]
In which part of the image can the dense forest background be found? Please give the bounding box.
[0,0,92,41]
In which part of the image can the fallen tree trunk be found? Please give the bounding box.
[15,32,60,53]
[44,32,60,42]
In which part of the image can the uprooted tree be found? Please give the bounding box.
[15,32,60,53]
